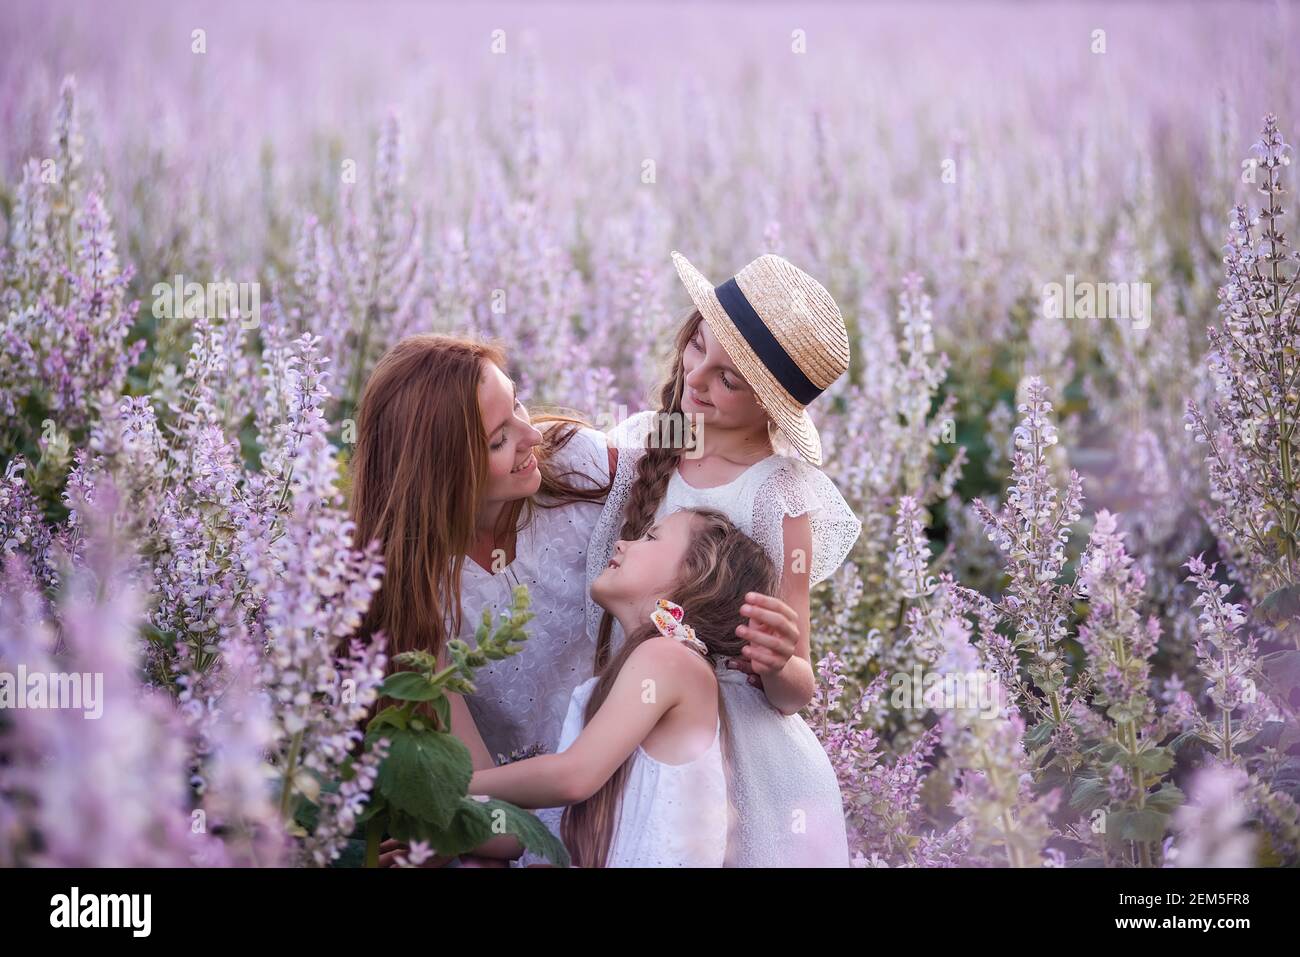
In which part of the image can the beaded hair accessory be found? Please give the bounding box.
[650,598,709,657]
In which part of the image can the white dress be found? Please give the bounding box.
[555,676,729,867]
[585,410,861,867]
[453,423,609,864]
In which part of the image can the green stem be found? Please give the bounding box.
[278,728,305,820]
[364,814,384,868]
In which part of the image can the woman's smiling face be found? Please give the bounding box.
[590,510,696,616]
[680,318,768,430]
[477,360,544,503]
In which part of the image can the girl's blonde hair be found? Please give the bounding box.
[561,507,778,867]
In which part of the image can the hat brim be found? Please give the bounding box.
[671,251,825,466]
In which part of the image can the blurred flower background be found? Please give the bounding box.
[2,0,1299,866]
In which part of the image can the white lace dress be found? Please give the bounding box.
[555,676,728,867]
[454,424,609,864]
[585,410,861,867]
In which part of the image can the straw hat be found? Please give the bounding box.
[671,251,850,466]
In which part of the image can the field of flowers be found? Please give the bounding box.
[2,0,1299,868]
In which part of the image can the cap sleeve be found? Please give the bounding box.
[753,457,862,587]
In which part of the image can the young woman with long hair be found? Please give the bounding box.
[350,333,613,864]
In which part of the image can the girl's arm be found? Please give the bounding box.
[735,512,815,716]
[468,638,689,808]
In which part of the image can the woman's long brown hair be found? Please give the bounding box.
[349,333,611,673]
[561,507,778,867]
[594,308,706,670]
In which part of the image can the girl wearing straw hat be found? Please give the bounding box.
[585,251,861,866]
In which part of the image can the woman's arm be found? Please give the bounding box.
[446,681,497,771]
[733,512,815,716]
[440,649,526,860]
[468,638,686,807]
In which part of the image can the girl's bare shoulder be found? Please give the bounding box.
[625,634,717,688]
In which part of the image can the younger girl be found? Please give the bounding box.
[467,507,777,867]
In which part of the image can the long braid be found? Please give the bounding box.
[592,311,703,670]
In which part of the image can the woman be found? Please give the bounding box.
[349,333,803,866]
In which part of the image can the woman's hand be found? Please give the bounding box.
[727,591,800,685]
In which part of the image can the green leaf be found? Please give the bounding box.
[429,801,496,857]
[1255,585,1300,628]
[380,670,441,702]
[1023,719,1057,749]
[473,798,571,867]
[1259,650,1300,701]
[375,728,472,830]
[1128,747,1175,775]
[1146,783,1185,814]
[432,695,452,732]
[1105,808,1170,845]
[383,798,571,866]
[385,807,441,846]
[366,705,409,735]
[1167,728,1203,754]
[1069,775,1109,813]
[364,709,409,752]
[1106,701,1147,725]
[427,798,571,865]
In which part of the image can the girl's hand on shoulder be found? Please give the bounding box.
[733,591,800,677]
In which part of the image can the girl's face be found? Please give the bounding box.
[478,360,544,503]
[591,510,696,617]
[680,319,768,430]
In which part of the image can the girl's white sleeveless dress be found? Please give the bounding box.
[554,675,729,867]
[453,424,610,865]
[585,411,861,867]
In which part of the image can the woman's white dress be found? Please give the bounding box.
[453,424,610,864]
[554,676,729,867]
[585,410,861,867]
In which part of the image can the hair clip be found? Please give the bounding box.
[650,598,709,656]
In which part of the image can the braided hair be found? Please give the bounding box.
[593,309,706,670]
